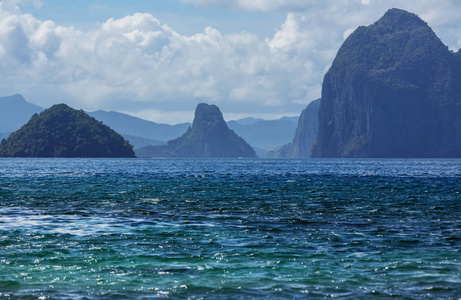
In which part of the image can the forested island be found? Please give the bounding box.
[0,104,135,158]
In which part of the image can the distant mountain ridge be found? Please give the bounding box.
[231,117,264,126]
[0,104,135,157]
[0,95,299,153]
[0,94,44,134]
[271,99,320,158]
[88,110,190,144]
[227,117,298,150]
[136,103,257,158]
[89,110,299,151]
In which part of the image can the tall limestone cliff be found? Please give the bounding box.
[271,99,320,158]
[312,9,461,158]
[136,103,257,158]
[0,104,135,158]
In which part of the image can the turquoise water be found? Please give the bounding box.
[0,158,460,299]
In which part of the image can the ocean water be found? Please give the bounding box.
[0,158,460,299]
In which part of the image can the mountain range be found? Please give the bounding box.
[87,110,190,145]
[136,103,257,158]
[5,10,451,159]
[0,94,43,140]
[227,117,298,150]
[0,95,299,156]
[271,99,320,158]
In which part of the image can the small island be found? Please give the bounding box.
[136,103,257,158]
[0,103,135,158]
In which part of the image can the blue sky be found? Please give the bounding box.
[1,0,461,123]
[21,0,286,37]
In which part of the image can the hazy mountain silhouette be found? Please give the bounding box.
[89,111,297,152]
[271,99,320,158]
[136,103,257,158]
[0,94,44,136]
[0,95,298,153]
[227,117,298,150]
[88,110,190,146]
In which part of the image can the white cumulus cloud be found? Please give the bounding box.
[0,0,460,123]
[180,0,318,11]
[0,5,328,120]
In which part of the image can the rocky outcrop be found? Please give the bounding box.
[312,8,461,158]
[270,99,320,158]
[0,104,135,157]
[136,103,257,158]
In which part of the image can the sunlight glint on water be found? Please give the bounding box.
[0,158,460,298]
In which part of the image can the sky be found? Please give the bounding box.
[1,0,461,124]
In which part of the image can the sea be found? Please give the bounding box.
[0,158,460,299]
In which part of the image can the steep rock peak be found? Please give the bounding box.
[135,103,257,158]
[193,103,226,128]
[331,7,449,82]
[374,8,428,32]
[313,9,461,158]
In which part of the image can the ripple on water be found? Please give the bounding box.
[0,158,461,298]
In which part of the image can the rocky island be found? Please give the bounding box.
[312,9,461,158]
[136,103,257,158]
[0,104,135,157]
[272,99,320,158]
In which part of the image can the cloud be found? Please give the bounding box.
[0,0,460,123]
[179,0,319,12]
[1,0,41,12]
[179,0,461,50]
[0,5,325,119]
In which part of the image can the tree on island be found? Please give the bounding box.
[0,103,135,158]
[312,9,461,158]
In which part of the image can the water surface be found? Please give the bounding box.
[0,158,460,299]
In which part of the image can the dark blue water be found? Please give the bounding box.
[0,158,460,299]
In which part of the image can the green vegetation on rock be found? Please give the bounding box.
[136,103,257,158]
[0,104,135,157]
[312,8,461,158]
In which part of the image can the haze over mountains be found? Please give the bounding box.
[0,95,43,140]
[3,9,460,158]
[136,103,257,158]
[0,104,135,158]
[272,99,320,158]
[0,94,300,157]
[87,110,190,148]
[227,117,298,151]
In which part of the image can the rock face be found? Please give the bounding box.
[273,99,320,158]
[312,9,461,158]
[136,103,257,158]
[0,104,135,158]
